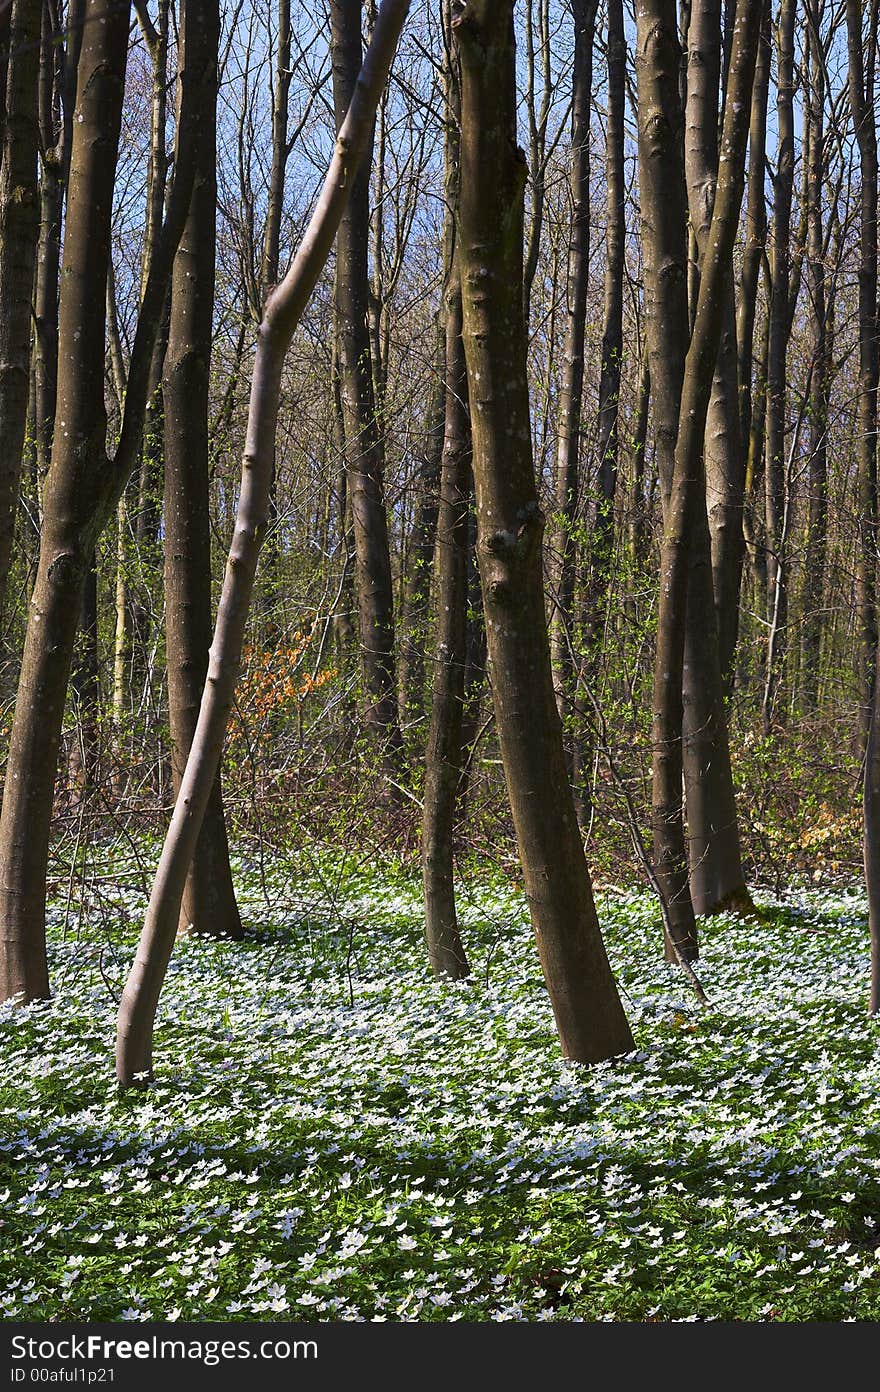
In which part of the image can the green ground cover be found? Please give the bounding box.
[1,857,878,1321]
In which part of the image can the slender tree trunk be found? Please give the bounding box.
[0,0,41,622]
[548,0,597,707]
[628,353,651,570]
[422,282,471,980]
[115,0,412,1085]
[735,0,769,503]
[457,500,486,808]
[330,0,405,777]
[33,0,65,499]
[398,322,444,726]
[258,0,292,629]
[68,556,99,804]
[685,0,745,686]
[454,0,633,1063]
[590,0,625,643]
[422,13,470,980]
[800,0,828,711]
[762,0,796,732]
[847,0,879,749]
[163,0,242,942]
[865,643,880,1011]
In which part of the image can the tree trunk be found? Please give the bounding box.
[330,0,405,778]
[398,321,444,727]
[666,0,761,937]
[681,0,749,915]
[163,0,242,942]
[68,556,100,806]
[257,0,292,631]
[454,0,633,1064]
[847,0,879,750]
[590,0,625,647]
[0,0,41,622]
[635,0,697,955]
[422,280,471,981]
[33,0,65,499]
[115,0,412,1086]
[548,0,597,708]
[762,0,796,733]
[800,0,828,711]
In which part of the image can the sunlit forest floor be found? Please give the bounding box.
[1,855,879,1321]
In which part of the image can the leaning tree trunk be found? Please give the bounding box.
[0,0,209,1006]
[0,0,41,622]
[330,0,405,778]
[162,0,242,942]
[115,0,412,1087]
[453,0,633,1063]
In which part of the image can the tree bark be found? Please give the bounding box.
[662,0,761,937]
[548,0,597,708]
[398,321,444,726]
[115,0,412,1086]
[681,0,749,915]
[590,0,625,645]
[800,0,828,711]
[422,281,471,981]
[762,0,796,732]
[163,0,242,942]
[32,0,65,499]
[330,0,405,778]
[454,0,633,1064]
[847,0,879,750]
[635,0,697,955]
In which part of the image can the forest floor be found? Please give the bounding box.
[1,854,879,1321]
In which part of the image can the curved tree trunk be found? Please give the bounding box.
[115,0,412,1086]
[454,0,633,1063]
